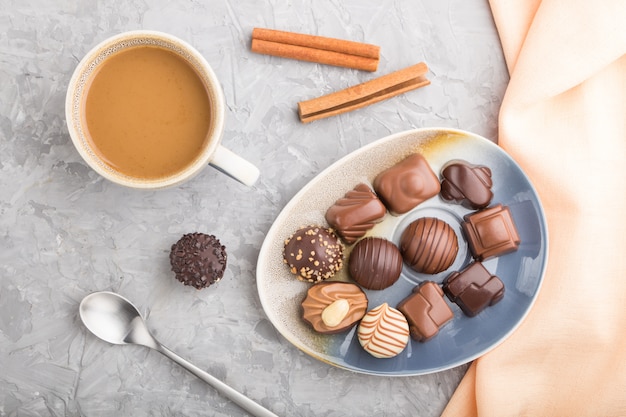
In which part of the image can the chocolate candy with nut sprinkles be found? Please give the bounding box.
[170,232,227,289]
[283,225,344,282]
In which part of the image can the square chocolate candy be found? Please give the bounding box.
[397,281,453,342]
[443,261,505,317]
[462,204,520,261]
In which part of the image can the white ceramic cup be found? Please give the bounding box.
[66,30,259,188]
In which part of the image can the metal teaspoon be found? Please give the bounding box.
[79,291,278,417]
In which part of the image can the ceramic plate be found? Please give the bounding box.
[256,128,548,376]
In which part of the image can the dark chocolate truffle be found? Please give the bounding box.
[440,160,493,209]
[170,232,227,289]
[443,261,505,317]
[325,183,387,244]
[462,204,520,261]
[349,237,402,290]
[373,154,441,215]
[400,217,458,274]
[397,281,454,342]
[283,225,344,283]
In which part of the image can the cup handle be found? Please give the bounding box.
[209,145,260,186]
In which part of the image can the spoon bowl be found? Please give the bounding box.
[79,291,157,348]
[79,291,277,417]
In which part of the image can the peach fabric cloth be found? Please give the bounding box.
[442,1,626,416]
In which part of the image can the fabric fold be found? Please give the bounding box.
[502,0,626,106]
[442,0,626,416]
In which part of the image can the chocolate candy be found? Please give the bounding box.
[443,262,505,316]
[373,154,441,215]
[400,217,459,274]
[325,183,387,244]
[348,237,403,290]
[283,225,344,282]
[301,282,368,334]
[440,160,493,209]
[462,204,520,261]
[170,232,227,289]
[396,281,453,342]
[358,303,409,358]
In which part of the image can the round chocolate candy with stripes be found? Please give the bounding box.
[348,237,402,290]
[400,217,458,274]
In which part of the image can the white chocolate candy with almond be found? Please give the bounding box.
[357,303,409,358]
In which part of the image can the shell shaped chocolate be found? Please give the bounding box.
[348,237,403,290]
[440,160,493,209]
[357,303,409,358]
[400,217,458,274]
[373,154,441,215]
[325,183,387,244]
[283,225,344,282]
[301,282,368,334]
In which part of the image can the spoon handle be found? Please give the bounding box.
[156,343,279,417]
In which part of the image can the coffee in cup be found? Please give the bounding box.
[66,30,259,188]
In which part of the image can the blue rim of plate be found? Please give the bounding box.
[256,127,548,376]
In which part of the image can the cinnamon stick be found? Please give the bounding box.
[298,62,430,123]
[251,28,380,72]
